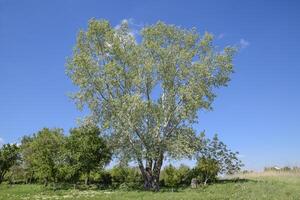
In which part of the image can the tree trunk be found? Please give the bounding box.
[44,178,48,187]
[143,167,153,190]
[204,177,208,185]
[152,153,163,192]
[85,172,90,186]
[138,153,163,191]
[29,171,34,184]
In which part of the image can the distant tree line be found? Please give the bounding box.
[264,166,300,172]
[0,125,242,190]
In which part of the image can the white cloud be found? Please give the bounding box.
[114,18,142,39]
[239,38,250,49]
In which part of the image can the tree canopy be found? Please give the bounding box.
[27,128,64,186]
[63,125,111,185]
[66,19,236,190]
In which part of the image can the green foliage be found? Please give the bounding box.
[92,170,112,187]
[160,164,192,188]
[0,144,19,184]
[5,164,26,184]
[18,126,111,186]
[61,125,111,185]
[110,165,142,189]
[195,133,243,176]
[176,164,192,185]
[19,136,35,184]
[161,165,181,189]
[27,128,64,185]
[194,157,219,185]
[66,19,236,190]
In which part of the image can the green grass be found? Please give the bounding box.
[1,173,300,200]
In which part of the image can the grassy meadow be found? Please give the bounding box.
[1,171,300,200]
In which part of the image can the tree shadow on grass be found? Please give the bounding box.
[217,178,257,184]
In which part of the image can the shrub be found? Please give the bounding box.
[194,158,219,185]
[177,164,192,186]
[161,165,181,190]
[110,165,142,189]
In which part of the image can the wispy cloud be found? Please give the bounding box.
[114,18,143,38]
[239,38,250,49]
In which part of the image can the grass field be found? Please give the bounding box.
[1,171,300,200]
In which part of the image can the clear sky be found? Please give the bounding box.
[1,0,299,170]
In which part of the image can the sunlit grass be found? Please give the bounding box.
[1,172,300,200]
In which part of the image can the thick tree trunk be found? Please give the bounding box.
[138,153,163,191]
[143,169,153,190]
[152,152,163,191]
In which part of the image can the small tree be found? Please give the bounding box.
[0,144,19,184]
[194,157,219,185]
[161,164,181,191]
[29,128,64,187]
[64,125,111,185]
[176,164,191,186]
[20,136,35,184]
[195,133,243,175]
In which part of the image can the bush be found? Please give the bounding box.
[194,158,219,185]
[160,164,192,189]
[177,164,192,186]
[5,165,26,184]
[89,170,112,188]
[161,165,180,190]
[110,165,142,189]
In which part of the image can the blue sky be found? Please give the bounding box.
[1,0,300,170]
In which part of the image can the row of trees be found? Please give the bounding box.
[0,126,242,189]
[0,126,111,187]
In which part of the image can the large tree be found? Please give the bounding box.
[66,19,235,190]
